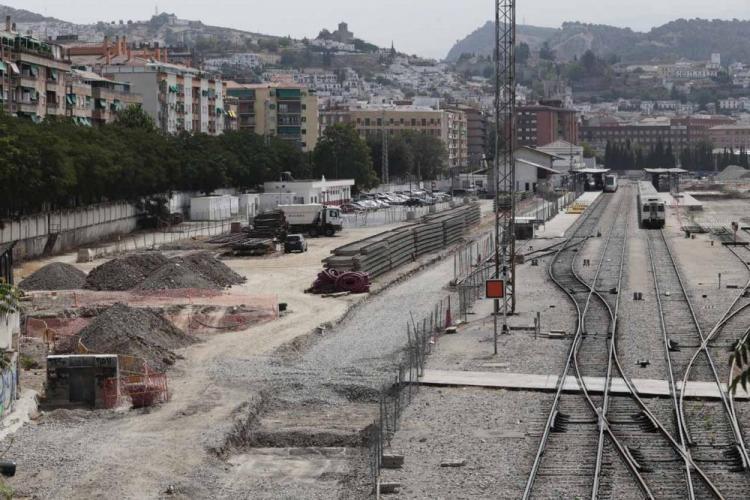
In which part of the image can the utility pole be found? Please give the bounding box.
[493,0,517,354]
[381,110,389,185]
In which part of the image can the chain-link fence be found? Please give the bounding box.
[367,295,452,494]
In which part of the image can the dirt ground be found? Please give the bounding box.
[5,203,497,499]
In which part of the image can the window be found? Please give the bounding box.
[643,205,650,212]
[657,205,664,212]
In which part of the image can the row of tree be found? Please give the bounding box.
[0,107,314,217]
[603,139,750,172]
[0,107,449,218]
[604,140,677,171]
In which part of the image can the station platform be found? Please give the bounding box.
[658,192,703,211]
[419,369,749,400]
[533,191,602,239]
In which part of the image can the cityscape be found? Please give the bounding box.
[0,1,749,498]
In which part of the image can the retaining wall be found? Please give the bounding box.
[1,202,139,261]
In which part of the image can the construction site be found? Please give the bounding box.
[3,2,750,499]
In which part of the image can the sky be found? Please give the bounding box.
[4,0,749,58]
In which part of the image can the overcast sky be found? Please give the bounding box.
[5,0,749,58]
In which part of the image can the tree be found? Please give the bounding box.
[114,105,156,132]
[313,124,377,189]
[402,131,448,181]
[516,43,531,66]
[539,41,556,61]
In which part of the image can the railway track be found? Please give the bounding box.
[646,227,750,498]
[525,185,727,499]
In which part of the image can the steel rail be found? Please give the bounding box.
[646,229,699,499]
[659,231,750,470]
[570,194,653,499]
[580,191,724,499]
[522,194,608,499]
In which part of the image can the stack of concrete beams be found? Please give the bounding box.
[323,203,482,279]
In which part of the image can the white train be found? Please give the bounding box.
[637,181,666,229]
[604,174,618,193]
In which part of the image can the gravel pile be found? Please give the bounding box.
[18,263,87,291]
[78,303,195,371]
[85,253,169,291]
[171,252,245,288]
[136,261,219,291]
[85,252,244,292]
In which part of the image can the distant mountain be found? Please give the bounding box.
[448,18,750,64]
[0,4,57,23]
[446,21,557,61]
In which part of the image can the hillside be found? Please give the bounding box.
[0,4,54,23]
[446,21,557,61]
[448,18,750,63]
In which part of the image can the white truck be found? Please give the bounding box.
[279,204,344,237]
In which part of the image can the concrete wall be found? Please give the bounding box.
[0,312,19,351]
[0,353,17,418]
[0,202,139,261]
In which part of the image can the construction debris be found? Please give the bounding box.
[84,252,245,291]
[78,303,195,371]
[170,252,245,288]
[85,253,169,291]
[136,261,219,291]
[18,263,87,291]
[248,210,288,239]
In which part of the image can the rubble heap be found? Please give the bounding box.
[18,263,87,291]
[78,303,195,371]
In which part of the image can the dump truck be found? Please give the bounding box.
[278,204,343,237]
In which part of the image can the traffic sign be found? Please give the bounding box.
[486,279,505,299]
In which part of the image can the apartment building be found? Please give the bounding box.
[450,105,487,168]
[707,125,750,150]
[516,104,579,148]
[226,82,319,151]
[103,61,225,135]
[326,104,469,168]
[0,19,70,122]
[581,120,689,155]
[70,69,141,125]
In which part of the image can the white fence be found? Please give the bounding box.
[341,202,454,228]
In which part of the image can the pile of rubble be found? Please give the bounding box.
[85,252,245,291]
[78,303,195,371]
[18,263,87,291]
[85,253,169,291]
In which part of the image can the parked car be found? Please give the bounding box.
[404,198,426,207]
[284,234,308,253]
[340,203,361,214]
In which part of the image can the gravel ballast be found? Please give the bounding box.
[18,262,87,291]
[78,303,195,371]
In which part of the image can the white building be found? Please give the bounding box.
[263,177,355,206]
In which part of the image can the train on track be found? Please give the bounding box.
[637,181,666,229]
[603,173,618,193]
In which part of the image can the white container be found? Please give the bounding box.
[189,196,232,221]
[237,193,260,218]
[222,195,239,216]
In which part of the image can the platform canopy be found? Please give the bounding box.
[643,168,688,174]
[570,168,611,174]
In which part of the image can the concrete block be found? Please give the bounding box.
[382,454,404,469]
[379,482,401,494]
[440,458,466,467]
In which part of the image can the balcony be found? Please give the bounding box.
[17,101,39,114]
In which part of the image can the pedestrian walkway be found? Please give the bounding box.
[419,369,749,400]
